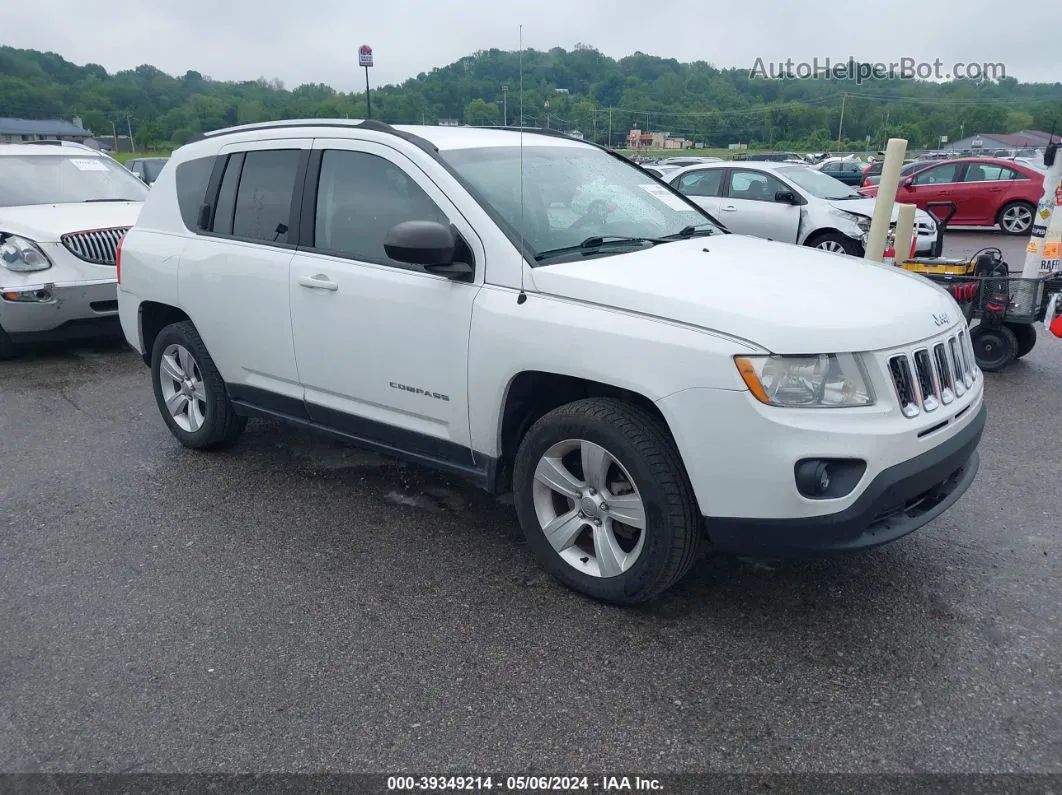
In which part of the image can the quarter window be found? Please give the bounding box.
[313,149,449,268]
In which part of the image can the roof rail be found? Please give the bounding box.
[187,117,439,155]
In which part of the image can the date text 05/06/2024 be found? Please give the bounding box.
[386,776,665,791]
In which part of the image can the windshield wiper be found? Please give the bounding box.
[83,198,137,203]
[826,195,863,200]
[533,235,666,262]
[664,223,718,239]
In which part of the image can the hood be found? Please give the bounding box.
[529,235,960,353]
[825,196,929,224]
[0,202,142,242]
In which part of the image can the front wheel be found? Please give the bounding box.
[970,323,1018,372]
[807,231,863,256]
[150,321,247,449]
[512,398,701,605]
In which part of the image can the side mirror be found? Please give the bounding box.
[774,190,798,204]
[384,220,473,278]
[901,176,914,188]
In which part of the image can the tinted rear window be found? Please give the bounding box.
[231,149,301,244]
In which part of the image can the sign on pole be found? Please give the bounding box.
[358,45,374,68]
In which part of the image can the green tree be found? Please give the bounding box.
[464,98,500,125]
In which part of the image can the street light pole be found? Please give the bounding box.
[502,85,507,126]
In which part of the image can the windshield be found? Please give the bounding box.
[776,165,862,199]
[439,144,723,263]
[0,154,148,207]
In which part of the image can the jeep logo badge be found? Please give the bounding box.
[932,312,950,327]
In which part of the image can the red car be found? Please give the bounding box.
[859,157,1062,235]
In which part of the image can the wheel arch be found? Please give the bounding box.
[491,370,678,494]
[138,301,191,365]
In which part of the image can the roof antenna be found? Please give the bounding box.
[516,24,528,306]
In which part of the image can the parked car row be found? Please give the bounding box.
[662,159,938,256]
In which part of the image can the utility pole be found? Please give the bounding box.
[126,115,135,154]
[501,85,507,126]
[544,99,549,129]
[608,106,613,149]
[836,94,847,153]
[111,121,118,152]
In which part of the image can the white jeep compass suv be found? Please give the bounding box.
[116,119,985,605]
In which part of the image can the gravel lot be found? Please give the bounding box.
[2,230,1060,775]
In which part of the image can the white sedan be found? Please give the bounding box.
[663,160,939,256]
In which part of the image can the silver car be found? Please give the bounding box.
[664,160,939,256]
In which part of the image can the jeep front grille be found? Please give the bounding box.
[61,227,130,266]
[886,329,976,418]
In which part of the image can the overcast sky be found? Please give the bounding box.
[8,0,1062,90]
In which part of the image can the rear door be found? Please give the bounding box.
[717,168,800,242]
[177,138,310,407]
[958,162,1023,225]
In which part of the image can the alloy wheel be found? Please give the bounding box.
[158,343,208,432]
[530,438,647,578]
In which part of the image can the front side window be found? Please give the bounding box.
[728,170,788,202]
[439,144,720,264]
[313,149,449,268]
[912,164,961,185]
[230,149,301,244]
[0,154,148,207]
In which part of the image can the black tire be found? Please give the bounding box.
[0,326,17,361]
[970,323,1018,372]
[1007,322,1038,359]
[512,397,701,605]
[150,320,247,449]
[996,201,1035,236]
[806,231,863,257]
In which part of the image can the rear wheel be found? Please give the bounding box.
[807,231,863,256]
[1007,322,1038,359]
[970,323,1018,372]
[512,398,701,605]
[997,201,1035,235]
[150,321,247,449]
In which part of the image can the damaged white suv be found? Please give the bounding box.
[0,143,146,358]
[116,120,985,605]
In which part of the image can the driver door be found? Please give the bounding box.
[718,168,800,243]
[287,139,483,458]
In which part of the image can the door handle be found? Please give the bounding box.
[721,205,737,212]
[298,274,338,291]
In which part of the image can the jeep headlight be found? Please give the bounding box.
[735,353,874,407]
[0,234,53,273]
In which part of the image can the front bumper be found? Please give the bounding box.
[705,402,985,556]
[0,277,119,337]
